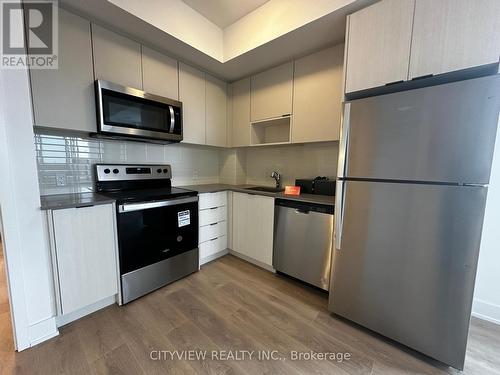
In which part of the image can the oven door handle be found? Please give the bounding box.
[118,196,198,213]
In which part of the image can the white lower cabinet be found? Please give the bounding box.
[198,192,228,265]
[48,204,119,316]
[231,192,275,268]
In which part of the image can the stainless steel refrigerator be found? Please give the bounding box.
[329,74,500,370]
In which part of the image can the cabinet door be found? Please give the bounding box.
[53,204,118,315]
[92,24,142,89]
[231,78,251,147]
[205,74,227,147]
[292,45,344,143]
[247,194,274,266]
[179,62,206,144]
[409,0,500,79]
[231,192,249,256]
[345,0,414,93]
[142,46,179,99]
[30,9,95,132]
[250,62,293,121]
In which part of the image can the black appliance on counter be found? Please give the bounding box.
[96,164,198,304]
[295,177,336,196]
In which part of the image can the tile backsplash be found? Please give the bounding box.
[244,142,339,187]
[35,132,339,195]
[35,133,221,195]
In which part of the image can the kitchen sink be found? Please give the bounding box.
[244,186,284,193]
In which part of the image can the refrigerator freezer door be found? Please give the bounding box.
[343,75,500,184]
[328,180,487,369]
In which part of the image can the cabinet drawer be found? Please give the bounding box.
[199,206,227,226]
[200,235,227,259]
[200,221,227,243]
[199,191,227,210]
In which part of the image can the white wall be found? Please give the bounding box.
[473,117,500,325]
[223,0,356,60]
[108,0,224,61]
[0,69,58,349]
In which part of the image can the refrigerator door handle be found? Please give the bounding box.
[337,102,351,179]
[334,180,345,250]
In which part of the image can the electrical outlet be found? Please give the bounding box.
[56,174,66,187]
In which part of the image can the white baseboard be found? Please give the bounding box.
[472,299,500,325]
[56,295,117,327]
[29,318,58,347]
[228,249,275,273]
[200,249,228,266]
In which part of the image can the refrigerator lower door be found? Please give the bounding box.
[343,74,500,184]
[329,180,488,370]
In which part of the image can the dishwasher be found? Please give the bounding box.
[273,199,334,291]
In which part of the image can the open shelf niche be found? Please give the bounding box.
[250,115,291,146]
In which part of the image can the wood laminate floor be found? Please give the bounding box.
[1,254,499,375]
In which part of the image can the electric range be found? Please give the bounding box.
[95,164,199,304]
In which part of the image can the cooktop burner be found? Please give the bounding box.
[94,163,197,204]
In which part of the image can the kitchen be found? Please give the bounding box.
[0,0,499,374]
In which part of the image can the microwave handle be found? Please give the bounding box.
[169,106,175,133]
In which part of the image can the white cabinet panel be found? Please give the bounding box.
[30,9,95,132]
[200,221,227,243]
[142,46,179,99]
[292,45,344,143]
[250,62,293,121]
[231,78,251,147]
[231,192,274,267]
[345,0,414,93]
[206,74,227,147]
[92,24,142,89]
[52,204,118,315]
[179,62,206,144]
[199,206,227,226]
[409,0,500,78]
[200,236,227,260]
[199,191,227,210]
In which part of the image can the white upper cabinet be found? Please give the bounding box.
[345,0,414,93]
[250,62,293,121]
[142,46,179,99]
[292,45,344,143]
[231,78,251,147]
[205,74,227,147]
[92,24,142,89]
[179,62,206,144]
[30,9,95,132]
[409,0,500,79]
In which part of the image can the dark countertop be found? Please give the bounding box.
[40,183,335,210]
[40,192,116,210]
[179,184,335,207]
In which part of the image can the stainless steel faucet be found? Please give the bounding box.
[270,171,281,188]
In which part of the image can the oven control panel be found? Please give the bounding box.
[96,164,172,181]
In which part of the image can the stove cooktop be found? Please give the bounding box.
[99,187,197,204]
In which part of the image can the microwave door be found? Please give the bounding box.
[97,80,183,142]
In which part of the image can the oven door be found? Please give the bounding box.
[97,80,182,142]
[116,196,198,275]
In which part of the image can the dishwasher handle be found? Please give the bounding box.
[275,198,334,215]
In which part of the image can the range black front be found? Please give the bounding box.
[95,163,199,304]
[117,197,198,275]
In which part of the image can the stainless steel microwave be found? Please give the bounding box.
[96,80,183,142]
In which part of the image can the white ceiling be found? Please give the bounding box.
[182,0,270,28]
